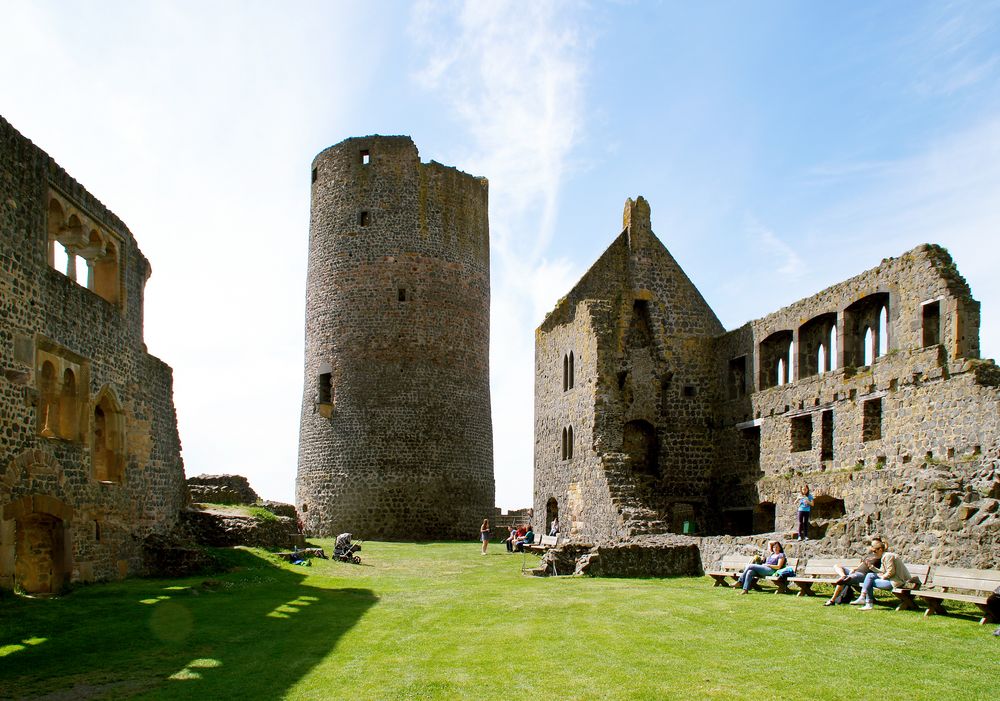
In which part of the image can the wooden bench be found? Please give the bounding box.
[896,566,1000,623]
[785,558,857,597]
[763,558,799,594]
[526,534,559,553]
[706,554,749,587]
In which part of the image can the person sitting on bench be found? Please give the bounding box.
[854,538,912,610]
[514,526,535,552]
[824,551,882,606]
[736,541,785,595]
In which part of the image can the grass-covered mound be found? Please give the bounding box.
[0,542,994,700]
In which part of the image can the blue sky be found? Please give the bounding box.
[2,1,999,508]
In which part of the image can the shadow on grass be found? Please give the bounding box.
[0,548,377,700]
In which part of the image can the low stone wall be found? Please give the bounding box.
[181,510,301,550]
[261,500,298,519]
[142,533,219,578]
[187,474,260,505]
[534,537,702,577]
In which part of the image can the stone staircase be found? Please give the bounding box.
[603,453,671,537]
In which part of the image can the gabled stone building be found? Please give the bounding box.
[0,116,186,594]
[535,196,1000,566]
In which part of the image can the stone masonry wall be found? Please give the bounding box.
[297,136,494,540]
[535,201,999,569]
[535,198,725,541]
[0,115,186,593]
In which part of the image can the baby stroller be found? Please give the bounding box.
[334,532,362,564]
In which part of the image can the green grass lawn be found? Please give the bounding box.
[1,541,996,700]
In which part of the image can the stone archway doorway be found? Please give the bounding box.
[545,497,559,534]
[15,512,69,594]
[3,496,74,595]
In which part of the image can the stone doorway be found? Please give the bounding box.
[14,512,69,594]
[545,497,559,534]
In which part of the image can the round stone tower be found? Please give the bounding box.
[296,136,494,540]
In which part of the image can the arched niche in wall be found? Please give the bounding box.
[798,312,837,379]
[758,330,793,389]
[93,387,126,483]
[622,419,659,478]
[843,292,890,367]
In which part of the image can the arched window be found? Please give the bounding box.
[561,426,567,460]
[58,369,78,440]
[817,344,826,375]
[39,361,58,437]
[777,358,785,386]
[562,354,569,392]
[877,306,888,357]
[47,198,65,269]
[93,241,119,304]
[863,327,874,366]
[568,352,574,389]
[93,389,125,483]
[829,327,838,371]
[567,425,573,459]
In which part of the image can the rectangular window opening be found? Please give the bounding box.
[398,288,407,302]
[820,410,833,460]
[682,385,696,398]
[360,149,370,165]
[728,356,746,399]
[790,414,813,452]
[922,301,941,347]
[359,211,370,227]
[862,398,882,442]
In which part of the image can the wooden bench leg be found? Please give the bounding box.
[775,580,789,595]
[922,599,946,617]
[975,604,994,625]
[796,582,814,597]
[893,592,916,612]
[710,575,726,587]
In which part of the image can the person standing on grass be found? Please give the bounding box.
[854,538,912,610]
[797,485,814,540]
[480,518,491,555]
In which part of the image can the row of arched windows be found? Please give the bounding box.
[561,425,574,460]
[37,355,125,483]
[47,191,121,305]
[758,294,890,390]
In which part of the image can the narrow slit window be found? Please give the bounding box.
[568,352,574,389]
[398,288,407,302]
[359,211,370,227]
[318,373,332,404]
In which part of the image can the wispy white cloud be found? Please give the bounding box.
[409,0,589,508]
[808,117,1000,358]
[744,217,807,280]
[902,1,1000,97]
